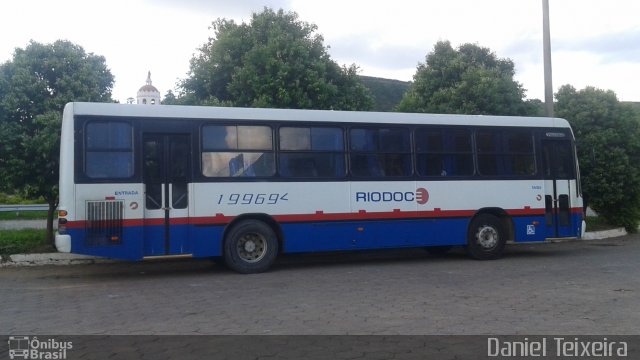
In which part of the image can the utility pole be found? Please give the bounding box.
[542,0,554,117]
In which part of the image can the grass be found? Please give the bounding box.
[585,216,618,232]
[0,192,51,220]
[0,210,50,220]
[0,229,55,256]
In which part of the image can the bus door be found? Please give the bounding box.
[542,139,575,238]
[143,134,191,256]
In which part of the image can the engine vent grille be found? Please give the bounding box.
[86,200,124,246]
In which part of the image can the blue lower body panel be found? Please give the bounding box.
[281,219,469,253]
[66,214,583,260]
[69,224,223,260]
[69,226,144,260]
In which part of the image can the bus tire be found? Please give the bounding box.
[466,214,506,260]
[224,220,278,274]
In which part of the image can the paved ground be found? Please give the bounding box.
[1,236,639,336]
[0,219,51,230]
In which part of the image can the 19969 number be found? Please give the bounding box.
[216,193,289,205]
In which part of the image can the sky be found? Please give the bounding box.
[1,0,639,104]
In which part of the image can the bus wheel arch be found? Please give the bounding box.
[222,214,283,274]
[466,209,512,260]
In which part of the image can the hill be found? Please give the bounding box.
[359,76,411,112]
[623,101,640,113]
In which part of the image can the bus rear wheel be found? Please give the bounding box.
[224,220,278,274]
[466,214,506,260]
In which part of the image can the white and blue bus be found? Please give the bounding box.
[55,102,585,273]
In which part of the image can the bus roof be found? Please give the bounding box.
[66,102,571,128]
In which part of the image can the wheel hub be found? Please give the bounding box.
[244,240,256,253]
[477,225,498,249]
[237,233,267,262]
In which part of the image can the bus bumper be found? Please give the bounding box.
[55,233,71,253]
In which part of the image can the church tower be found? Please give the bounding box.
[137,71,161,105]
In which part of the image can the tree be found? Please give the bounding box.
[161,90,178,105]
[180,8,373,110]
[397,41,534,116]
[556,85,640,231]
[0,40,114,243]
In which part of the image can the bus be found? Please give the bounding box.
[55,102,585,273]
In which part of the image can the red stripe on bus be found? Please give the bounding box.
[63,206,579,229]
[571,207,584,214]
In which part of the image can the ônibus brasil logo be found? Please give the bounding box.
[355,188,429,205]
[7,336,72,360]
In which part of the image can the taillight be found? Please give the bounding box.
[58,217,68,234]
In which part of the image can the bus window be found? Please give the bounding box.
[415,128,473,177]
[279,127,345,178]
[476,130,535,177]
[85,121,133,179]
[543,140,575,179]
[202,125,274,177]
[505,132,535,176]
[349,127,411,177]
[476,130,501,176]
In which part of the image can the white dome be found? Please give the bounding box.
[137,71,161,105]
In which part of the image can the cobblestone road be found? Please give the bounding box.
[1,236,639,335]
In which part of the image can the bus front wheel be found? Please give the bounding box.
[466,214,506,260]
[224,220,278,274]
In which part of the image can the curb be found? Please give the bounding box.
[582,228,628,240]
[0,253,115,267]
[1,228,630,267]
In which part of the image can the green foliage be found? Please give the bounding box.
[359,76,410,112]
[556,85,640,232]
[397,41,535,116]
[0,40,113,123]
[0,40,114,243]
[525,99,545,117]
[0,193,44,205]
[0,229,51,255]
[20,112,61,202]
[161,90,178,105]
[180,8,373,110]
[584,216,616,232]
[0,211,49,220]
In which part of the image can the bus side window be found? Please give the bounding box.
[415,128,473,177]
[202,125,275,177]
[505,132,535,176]
[476,130,501,176]
[544,141,574,179]
[349,127,411,177]
[476,130,535,177]
[85,121,133,179]
[279,127,345,178]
